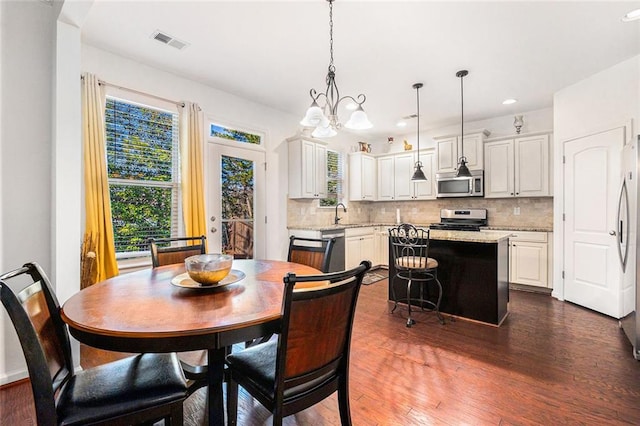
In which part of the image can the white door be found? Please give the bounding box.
[564,127,624,317]
[377,156,394,200]
[393,153,414,200]
[208,143,265,259]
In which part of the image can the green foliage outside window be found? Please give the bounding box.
[105,98,178,254]
[210,123,261,145]
[319,150,342,207]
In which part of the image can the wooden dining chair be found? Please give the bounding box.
[287,235,336,272]
[0,262,188,426]
[149,235,206,267]
[226,260,371,426]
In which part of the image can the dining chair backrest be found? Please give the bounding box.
[149,235,207,268]
[1,263,75,424]
[280,260,369,378]
[287,235,336,272]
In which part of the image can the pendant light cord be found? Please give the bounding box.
[416,84,420,158]
[460,72,464,159]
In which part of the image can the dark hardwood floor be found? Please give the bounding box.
[3,277,640,425]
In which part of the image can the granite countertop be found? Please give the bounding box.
[429,229,511,243]
[289,223,552,233]
[288,224,511,243]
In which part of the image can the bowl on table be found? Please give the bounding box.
[185,254,233,286]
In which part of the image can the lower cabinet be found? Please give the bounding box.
[345,227,375,269]
[374,227,390,267]
[510,231,549,288]
[481,229,551,289]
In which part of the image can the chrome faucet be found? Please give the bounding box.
[334,203,347,225]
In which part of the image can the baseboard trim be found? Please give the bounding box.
[0,369,28,387]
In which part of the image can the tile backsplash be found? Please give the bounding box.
[288,197,553,229]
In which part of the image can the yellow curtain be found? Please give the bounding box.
[81,73,119,281]
[179,102,207,249]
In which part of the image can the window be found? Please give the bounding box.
[320,149,343,207]
[105,97,180,255]
[210,123,262,145]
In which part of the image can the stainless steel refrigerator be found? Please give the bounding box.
[620,135,640,359]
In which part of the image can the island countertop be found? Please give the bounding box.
[288,224,511,243]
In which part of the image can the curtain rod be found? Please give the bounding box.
[98,79,184,107]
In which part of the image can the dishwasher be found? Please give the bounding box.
[321,229,345,272]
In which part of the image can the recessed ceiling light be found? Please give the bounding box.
[622,8,640,22]
[502,98,518,105]
[396,121,407,127]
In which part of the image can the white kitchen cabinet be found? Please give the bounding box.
[434,129,490,173]
[484,132,551,198]
[376,150,436,201]
[287,136,327,199]
[345,227,375,269]
[480,229,551,289]
[510,231,549,288]
[374,226,390,266]
[348,152,376,201]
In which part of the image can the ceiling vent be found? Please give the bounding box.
[151,30,189,50]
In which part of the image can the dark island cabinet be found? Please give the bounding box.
[388,236,509,326]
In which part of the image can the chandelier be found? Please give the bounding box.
[300,0,372,138]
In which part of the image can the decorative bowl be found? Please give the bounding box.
[185,254,233,286]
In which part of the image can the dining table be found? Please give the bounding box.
[60,258,321,426]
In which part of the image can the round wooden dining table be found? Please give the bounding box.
[60,259,321,426]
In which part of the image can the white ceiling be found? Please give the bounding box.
[81,1,640,140]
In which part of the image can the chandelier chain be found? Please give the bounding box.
[329,0,334,69]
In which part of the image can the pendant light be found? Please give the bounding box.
[411,82,427,181]
[299,0,372,138]
[456,70,472,178]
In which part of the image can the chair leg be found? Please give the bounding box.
[390,275,399,314]
[226,376,238,426]
[433,274,445,325]
[337,377,353,426]
[406,278,415,327]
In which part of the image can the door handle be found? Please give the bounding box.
[211,227,217,233]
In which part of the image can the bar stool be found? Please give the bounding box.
[389,223,445,327]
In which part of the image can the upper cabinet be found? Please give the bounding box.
[484,132,551,198]
[434,129,490,173]
[348,152,376,201]
[287,136,327,199]
[376,150,436,201]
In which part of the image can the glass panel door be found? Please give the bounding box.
[208,144,265,259]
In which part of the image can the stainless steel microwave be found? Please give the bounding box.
[436,170,484,198]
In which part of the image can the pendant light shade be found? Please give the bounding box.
[411,82,428,181]
[456,70,472,178]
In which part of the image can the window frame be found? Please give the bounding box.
[319,148,344,207]
[104,95,181,259]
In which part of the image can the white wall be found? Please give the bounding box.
[0,0,56,384]
[552,54,640,300]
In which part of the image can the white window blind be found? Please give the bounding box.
[105,97,180,255]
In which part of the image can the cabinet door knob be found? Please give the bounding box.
[609,230,617,236]
[211,227,217,233]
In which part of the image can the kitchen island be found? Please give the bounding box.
[388,230,511,326]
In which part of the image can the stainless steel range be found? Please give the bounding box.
[429,208,487,231]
